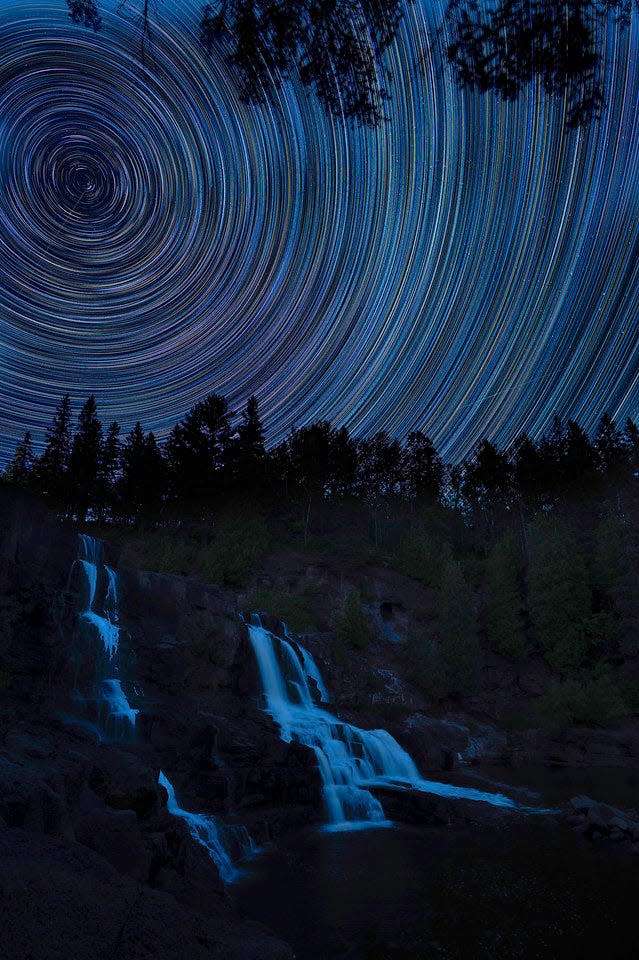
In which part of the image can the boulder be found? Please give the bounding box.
[401,715,470,771]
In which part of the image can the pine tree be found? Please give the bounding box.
[527,517,592,672]
[402,431,444,503]
[485,532,528,660]
[235,395,266,494]
[119,424,166,524]
[37,394,73,506]
[437,551,481,696]
[68,395,103,520]
[166,393,232,505]
[3,431,35,487]
[594,414,625,482]
[96,421,121,521]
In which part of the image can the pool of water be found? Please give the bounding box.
[235,817,638,959]
[454,762,639,809]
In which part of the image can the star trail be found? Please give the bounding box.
[1,0,638,464]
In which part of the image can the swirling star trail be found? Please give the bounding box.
[0,0,638,463]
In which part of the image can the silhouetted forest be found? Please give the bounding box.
[4,393,639,720]
[4,392,638,532]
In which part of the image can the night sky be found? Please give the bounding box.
[1,0,638,465]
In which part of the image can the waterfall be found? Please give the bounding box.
[159,771,237,884]
[248,622,521,831]
[76,535,137,734]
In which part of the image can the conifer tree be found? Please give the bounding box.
[527,517,592,672]
[402,431,444,503]
[68,395,103,520]
[96,421,121,521]
[485,532,528,660]
[119,423,166,524]
[2,431,35,487]
[594,414,625,482]
[437,549,481,696]
[166,393,232,505]
[37,394,73,507]
[235,395,266,494]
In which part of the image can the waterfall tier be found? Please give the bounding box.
[76,535,137,733]
[248,622,520,831]
[159,771,237,883]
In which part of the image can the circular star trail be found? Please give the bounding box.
[1,0,638,464]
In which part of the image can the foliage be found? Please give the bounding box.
[401,629,448,700]
[333,587,372,650]
[537,663,628,730]
[527,516,593,672]
[199,0,403,126]
[245,588,319,632]
[400,527,448,588]
[2,431,35,488]
[199,513,271,586]
[67,0,632,127]
[437,554,482,696]
[142,530,195,575]
[444,0,633,128]
[484,532,528,660]
[67,0,101,31]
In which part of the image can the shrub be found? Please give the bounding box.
[537,663,628,731]
[527,517,593,672]
[485,532,528,660]
[200,514,270,587]
[245,589,318,632]
[401,630,447,700]
[333,588,372,650]
[437,556,482,696]
[143,530,194,575]
[400,528,446,587]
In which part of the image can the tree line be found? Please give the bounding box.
[3,391,638,530]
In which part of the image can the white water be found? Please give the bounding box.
[73,536,241,883]
[77,535,136,729]
[159,771,237,883]
[248,623,519,830]
[100,679,138,726]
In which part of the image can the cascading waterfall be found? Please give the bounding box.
[248,621,521,831]
[159,771,237,884]
[73,535,243,882]
[76,534,137,734]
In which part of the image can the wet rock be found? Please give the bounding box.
[402,715,470,772]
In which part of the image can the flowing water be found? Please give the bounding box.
[247,621,532,831]
[73,534,241,881]
[159,771,237,883]
[76,534,137,734]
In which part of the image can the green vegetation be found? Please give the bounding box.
[401,630,447,701]
[333,588,372,651]
[485,532,528,660]
[141,529,195,576]
[245,588,319,632]
[527,517,593,672]
[400,527,447,588]
[537,664,629,730]
[199,513,271,587]
[437,555,481,697]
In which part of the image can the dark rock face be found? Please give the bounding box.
[564,795,639,849]
[401,714,470,771]
[0,487,77,702]
[0,491,294,959]
[506,726,639,770]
